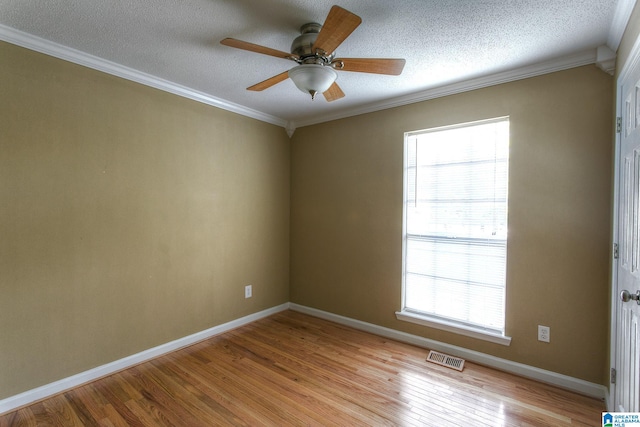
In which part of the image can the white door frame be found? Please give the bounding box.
[610,34,640,411]
[610,84,621,412]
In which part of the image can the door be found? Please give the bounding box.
[614,58,640,412]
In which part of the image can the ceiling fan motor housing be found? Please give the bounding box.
[291,23,334,64]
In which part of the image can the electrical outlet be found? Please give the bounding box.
[538,325,550,343]
[245,285,252,299]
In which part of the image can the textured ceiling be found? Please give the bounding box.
[0,0,628,128]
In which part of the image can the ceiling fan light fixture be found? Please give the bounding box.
[288,64,337,99]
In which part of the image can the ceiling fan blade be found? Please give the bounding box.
[334,58,406,75]
[312,5,362,55]
[323,82,345,102]
[221,38,299,61]
[247,71,290,91]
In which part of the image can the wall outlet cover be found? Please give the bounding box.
[538,325,550,342]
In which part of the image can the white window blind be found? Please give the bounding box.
[403,118,509,334]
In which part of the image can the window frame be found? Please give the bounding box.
[396,117,512,346]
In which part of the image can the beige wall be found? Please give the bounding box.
[0,41,290,399]
[290,65,613,384]
[0,17,624,399]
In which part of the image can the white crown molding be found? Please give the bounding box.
[0,24,288,129]
[292,49,599,128]
[0,303,290,415]
[596,45,617,75]
[608,0,638,51]
[285,122,296,138]
[0,21,618,134]
[289,303,608,401]
[618,20,640,84]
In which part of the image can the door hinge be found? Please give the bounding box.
[617,117,622,133]
[614,243,619,259]
[611,367,617,384]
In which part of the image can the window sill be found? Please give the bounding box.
[395,310,512,346]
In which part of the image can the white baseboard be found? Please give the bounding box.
[289,303,608,401]
[0,303,290,415]
[0,302,608,415]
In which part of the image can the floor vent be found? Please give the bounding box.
[426,350,465,371]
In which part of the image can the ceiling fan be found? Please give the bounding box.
[220,5,406,102]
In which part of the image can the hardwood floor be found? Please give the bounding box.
[0,310,605,426]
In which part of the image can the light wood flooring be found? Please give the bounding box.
[0,310,605,426]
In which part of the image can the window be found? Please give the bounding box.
[398,117,510,344]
